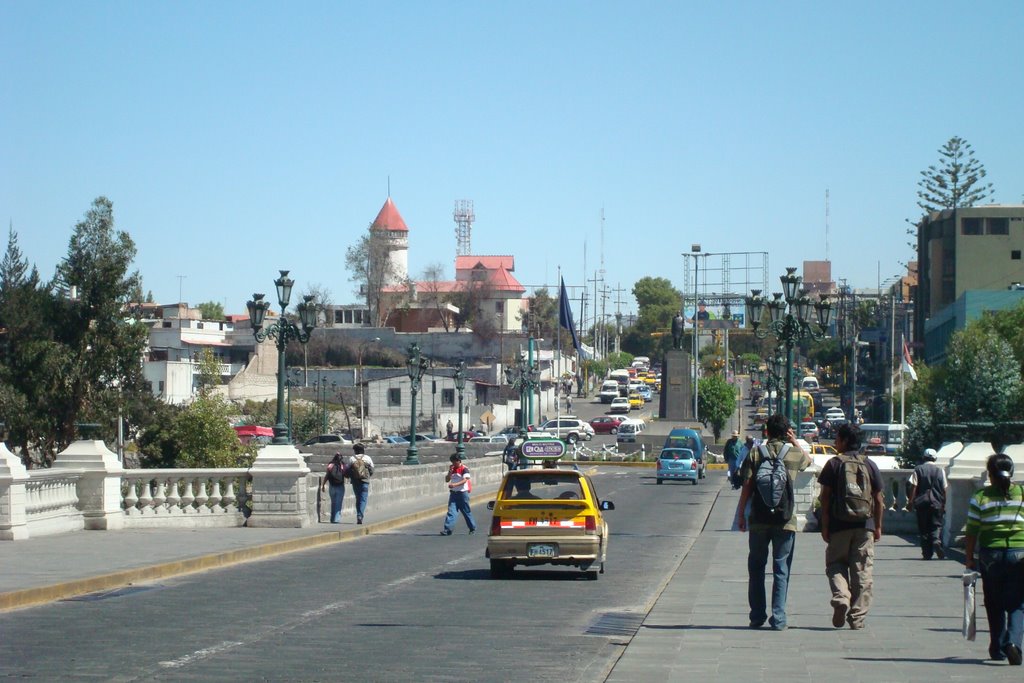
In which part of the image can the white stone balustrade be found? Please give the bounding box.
[24,470,84,537]
[121,469,250,528]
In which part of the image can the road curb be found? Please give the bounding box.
[0,489,498,613]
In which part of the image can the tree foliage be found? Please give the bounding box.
[698,374,737,443]
[0,198,155,465]
[916,136,993,213]
[622,277,681,359]
[197,301,225,320]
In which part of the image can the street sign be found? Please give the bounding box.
[520,439,566,460]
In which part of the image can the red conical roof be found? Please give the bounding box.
[371,197,408,232]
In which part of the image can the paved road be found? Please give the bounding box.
[0,468,723,682]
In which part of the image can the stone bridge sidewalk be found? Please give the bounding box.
[608,483,1015,683]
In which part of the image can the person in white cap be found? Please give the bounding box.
[907,447,948,559]
[724,429,742,488]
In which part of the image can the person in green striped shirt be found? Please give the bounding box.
[965,453,1024,665]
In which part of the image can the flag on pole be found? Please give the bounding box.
[901,337,917,381]
[559,277,588,359]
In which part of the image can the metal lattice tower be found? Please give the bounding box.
[453,200,475,256]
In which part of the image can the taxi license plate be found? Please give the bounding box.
[527,543,557,558]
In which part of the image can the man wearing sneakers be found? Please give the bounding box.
[736,413,812,631]
[440,454,476,535]
[818,423,884,630]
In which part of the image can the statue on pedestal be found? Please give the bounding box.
[671,313,685,350]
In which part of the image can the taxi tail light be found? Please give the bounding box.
[584,515,596,532]
[691,461,697,470]
[490,516,501,536]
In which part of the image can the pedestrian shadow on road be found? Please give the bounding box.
[844,656,990,666]
[434,568,599,581]
[643,624,835,632]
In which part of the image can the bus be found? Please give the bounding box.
[858,424,905,456]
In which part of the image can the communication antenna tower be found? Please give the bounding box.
[453,200,474,256]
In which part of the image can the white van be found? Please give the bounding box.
[599,380,621,404]
[616,418,646,443]
[800,376,820,391]
[859,423,906,456]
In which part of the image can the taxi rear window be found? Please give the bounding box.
[502,473,585,501]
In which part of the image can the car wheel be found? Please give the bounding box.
[691,479,698,485]
[609,426,618,434]
[567,433,578,444]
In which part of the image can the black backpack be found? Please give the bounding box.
[326,462,345,485]
[750,444,794,524]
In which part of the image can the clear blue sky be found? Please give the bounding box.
[3,1,1023,321]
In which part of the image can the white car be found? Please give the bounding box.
[825,407,845,420]
[608,397,631,414]
[469,435,511,444]
[539,417,595,444]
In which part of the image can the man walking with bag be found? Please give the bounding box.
[818,423,884,630]
[736,414,812,630]
[346,443,374,525]
[908,447,948,559]
[440,454,476,535]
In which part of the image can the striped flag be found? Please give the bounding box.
[901,337,917,381]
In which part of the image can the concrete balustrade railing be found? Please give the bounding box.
[122,470,250,528]
[5,435,1021,542]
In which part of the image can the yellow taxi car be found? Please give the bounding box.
[628,392,644,410]
[641,374,658,388]
[486,468,614,579]
[810,444,838,456]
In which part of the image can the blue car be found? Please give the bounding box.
[656,448,700,485]
[664,428,707,479]
[637,384,653,402]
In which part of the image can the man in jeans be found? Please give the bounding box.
[737,414,812,630]
[440,454,476,535]
[346,444,374,525]
[818,423,884,630]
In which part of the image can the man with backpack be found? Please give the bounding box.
[346,443,375,525]
[736,414,812,631]
[907,447,947,560]
[817,423,884,630]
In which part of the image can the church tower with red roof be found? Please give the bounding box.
[369,197,409,286]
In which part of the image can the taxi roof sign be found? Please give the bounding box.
[519,438,566,460]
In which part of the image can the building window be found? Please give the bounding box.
[442,388,455,407]
[495,301,504,313]
[158,380,165,394]
[988,217,1009,235]
[387,388,401,407]
[1012,250,1021,260]
[962,217,983,235]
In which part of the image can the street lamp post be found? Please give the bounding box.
[404,342,430,465]
[504,352,540,429]
[453,360,467,456]
[247,271,318,445]
[746,267,833,426]
[287,369,301,442]
[357,337,381,440]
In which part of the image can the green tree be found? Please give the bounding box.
[916,136,993,213]
[698,375,737,443]
[622,277,682,359]
[197,301,225,320]
[522,287,558,340]
[173,350,254,467]
[935,326,1022,424]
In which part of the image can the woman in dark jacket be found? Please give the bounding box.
[319,453,347,524]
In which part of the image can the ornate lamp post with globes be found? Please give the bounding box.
[505,352,540,430]
[746,267,833,426]
[404,342,430,465]
[247,270,318,445]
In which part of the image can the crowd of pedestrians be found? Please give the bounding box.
[732,413,1023,665]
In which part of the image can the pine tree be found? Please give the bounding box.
[917,136,993,212]
[0,224,29,294]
